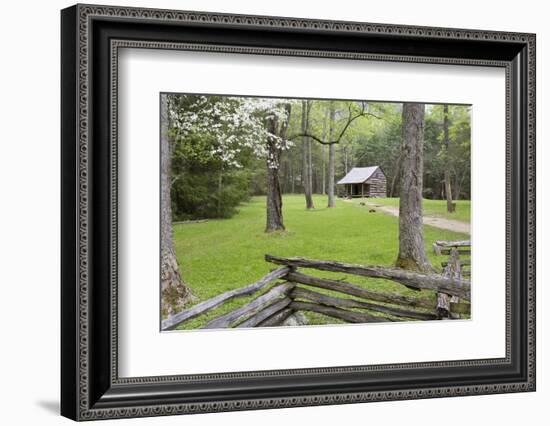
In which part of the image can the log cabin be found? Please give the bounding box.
[337,166,387,198]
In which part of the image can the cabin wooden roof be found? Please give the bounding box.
[337,166,382,185]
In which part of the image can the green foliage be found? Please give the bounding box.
[424,104,472,199]
[172,195,469,329]
[169,96,265,220]
[345,103,402,194]
[171,164,253,220]
[167,95,472,221]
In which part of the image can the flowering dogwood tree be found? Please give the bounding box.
[169,95,292,169]
[168,95,293,231]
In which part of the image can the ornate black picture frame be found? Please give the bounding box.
[61,3,536,421]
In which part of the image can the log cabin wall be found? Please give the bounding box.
[366,168,387,197]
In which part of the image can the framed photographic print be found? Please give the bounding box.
[61,3,536,421]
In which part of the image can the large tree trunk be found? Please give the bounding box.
[454,169,467,200]
[290,158,295,194]
[390,155,402,197]
[309,136,314,194]
[322,147,327,195]
[301,100,314,209]
[321,108,329,195]
[343,146,349,175]
[266,149,285,232]
[395,103,432,272]
[160,94,193,317]
[265,104,290,232]
[443,104,455,212]
[327,102,336,208]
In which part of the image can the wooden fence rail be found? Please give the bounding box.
[161,267,290,330]
[265,255,470,299]
[433,240,471,318]
[285,271,435,309]
[161,250,471,331]
[203,282,295,329]
[290,286,437,321]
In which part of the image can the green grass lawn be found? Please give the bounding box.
[362,197,470,223]
[172,194,469,329]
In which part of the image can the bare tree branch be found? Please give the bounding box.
[287,102,382,145]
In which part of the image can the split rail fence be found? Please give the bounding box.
[162,243,471,331]
[433,240,471,318]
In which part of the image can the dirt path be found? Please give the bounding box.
[363,201,470,235]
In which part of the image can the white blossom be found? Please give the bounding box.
[168,95,294,168]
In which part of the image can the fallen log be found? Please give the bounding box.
[203,282,295,329]
[291,287,437,321]
[285,271,434,309]
[236,297,292,328]
[266,255,470,300]
[289,301,393,323]
[161,267,290,330]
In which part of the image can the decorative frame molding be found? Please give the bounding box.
[61,3,535,421]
